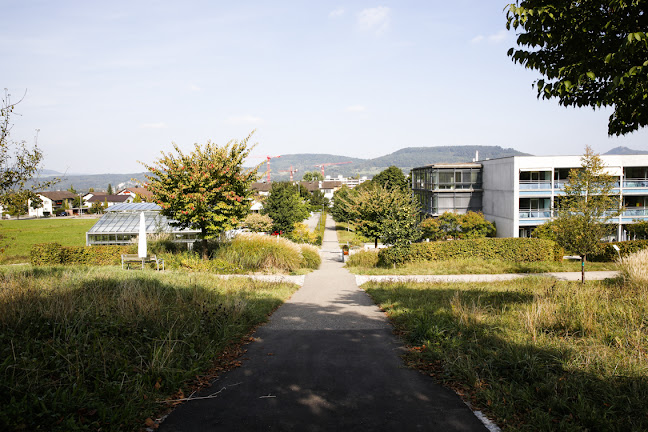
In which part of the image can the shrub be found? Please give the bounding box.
[618,248,648,287]
[378,238,557,267]
[299,244,321,269]
[287,222,318,244]
[31,243,137,266]
[243,213,273,233]
[346,249,380,267]
[588,240,648,262]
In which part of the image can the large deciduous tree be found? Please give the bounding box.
[141,133,258,259]
[553,146,621,282]
[342,184,420,248]
[506,1,648,135]
[262,182,310,233]
[302,171,324,182]
[371,165,409,190]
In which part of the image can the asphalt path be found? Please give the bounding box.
[159,215,488,431]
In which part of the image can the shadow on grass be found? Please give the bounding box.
[364,283,648,431]
[0,271,294,432]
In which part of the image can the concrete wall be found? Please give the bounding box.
[481,158,517,238]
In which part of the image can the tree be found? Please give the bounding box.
[342,184,420,248]
[627,220,648,239]
[262,182,309,233]
[308,189,329,210]
[331,185,353,223]
[0,90,57,213]
[552,146,621,282]
[243,213,273,233]
[107,184,113,195]
[372,166,408,190]
[90,200,104,214]
[419,211,496,241]
[302,171,324,182]
[506,1,648,135]
[141,132,259,259]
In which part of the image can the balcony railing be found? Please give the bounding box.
[624,207,648,217]
[519,180,552,190]
[519,209,552,218]
[624,179,648,188]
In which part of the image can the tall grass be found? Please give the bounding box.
[618,248,648,286]
[364,277,648,430]
[0,266,299,431]
[213,234,307,273]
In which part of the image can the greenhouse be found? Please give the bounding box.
[85,203,200,246]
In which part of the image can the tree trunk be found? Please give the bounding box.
[201,228,208,260]
[375,237,378,249]
[581,255,586,284]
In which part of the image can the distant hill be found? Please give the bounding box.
[266,145,529,180]
[39,145,529,191]
[604,146,648,155]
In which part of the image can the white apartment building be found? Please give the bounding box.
[413,154,648,240]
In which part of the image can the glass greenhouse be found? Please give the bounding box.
[86,203,200,246]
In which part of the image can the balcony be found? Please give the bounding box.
[624,207,648,217]
[519,209,552,219]
[624,179,648,188]
[519,180,552,190]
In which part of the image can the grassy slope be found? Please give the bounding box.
[364,278,648,431]
[0,266,299,431]
[0,218,97,264]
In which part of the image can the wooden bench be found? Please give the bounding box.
[121,254,165,271]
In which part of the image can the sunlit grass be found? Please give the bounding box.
[364,277,648,430]
[0,218,97,264]
[347,255,617,275]
[0,266,299,431]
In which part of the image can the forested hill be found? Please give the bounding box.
[268,145,529,179]
[40,145,530,190]
[604,146,648,155]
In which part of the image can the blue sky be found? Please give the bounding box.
[3,0,647,174]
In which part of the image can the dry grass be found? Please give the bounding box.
[618,248,648,286]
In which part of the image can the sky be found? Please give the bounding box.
[2,0,647,174]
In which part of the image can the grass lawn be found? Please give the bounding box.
[346,255,618,275]
[0,266,299,431]
[0,217,97,264]
[364,277,648,431]
[335,221,369,246]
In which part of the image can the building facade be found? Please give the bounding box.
[412,154,648,240]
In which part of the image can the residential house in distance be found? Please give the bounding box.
[28,191,77,217]
[118,187,154,201]
[412,154,648,240]
[86,194,133,209]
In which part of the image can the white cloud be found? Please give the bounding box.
[470,35,485,44]
[471,30,508,45]
[225,115,264,125]
[329,7,345,18]
[346,105,366,112]
[140,122,168,129]
[357,6,390,35]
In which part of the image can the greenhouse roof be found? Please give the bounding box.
[88,203,199,234]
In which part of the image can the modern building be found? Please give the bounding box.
[412,154,648,240]
[86,202,200,246]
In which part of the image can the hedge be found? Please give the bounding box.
[589,240,648,262]
[378,237,559,266]
[31,243,137,266]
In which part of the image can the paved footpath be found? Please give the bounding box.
[160,215,489,431]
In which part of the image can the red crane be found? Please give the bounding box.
[279,165,299,182]
[251,155,282,182]
[314,161,352,177]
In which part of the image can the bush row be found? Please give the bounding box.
[589,239,648,262]
[378,237,559,266]
[31,243,136,266]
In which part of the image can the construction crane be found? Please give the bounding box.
[279,165,299,182]
[314,161,352,178]
[250,155,282,182]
